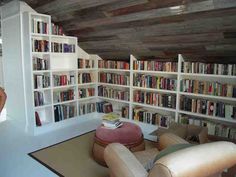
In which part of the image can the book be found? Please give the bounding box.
[35,111,42,126]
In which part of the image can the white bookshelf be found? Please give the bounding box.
[2,2,235,138]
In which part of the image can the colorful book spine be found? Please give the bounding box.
[182,62,236,76]
[78,73,93,84]
[54,104,76,122]
[99,73,130,86]
[181,79,236,97]
[98,60,130,69]
[53,89,75,103]
[51,42,75,53]
[32,39,49,52]
[78,59,95,69]
[34,74,50,89]
[133,74,177,91]
[133,91,176,108]
[180,96,236,119]
[133,107,172,127]
[78,88,95,98]
[53,74,75,87]
[79,102,96,115]
[98,85,129,101]
[33,56,49,70]
[133,60,177,72]
[31,19,48,34]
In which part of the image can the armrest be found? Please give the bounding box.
[158,133,189,151]
[149,141,236,177]
[104,143,148,177]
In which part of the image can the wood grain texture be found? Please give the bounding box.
[23,0,236,61]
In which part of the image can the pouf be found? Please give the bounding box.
[92,122,145,166]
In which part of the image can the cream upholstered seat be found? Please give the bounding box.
[104,133,236,177]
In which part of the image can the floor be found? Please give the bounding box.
[0,112,157,177]
[0,115,103,177]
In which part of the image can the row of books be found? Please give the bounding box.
[133,91,176,108]
[179,115,236,139]
[98,86,129,101]
[31,19,48,34]
[78,73,94,84]
[33,56,49,71]
[133,61,178,72]
[180,96,236,119]
[78,102,96,115]
[51,42,75,53]
[78,88,95,98]
[32,39,49,52]
[99,73,130,86]
[182,62,236,75]
[34,74,50,89]
[53,89,74,103]
[98,60,129,70]
[51,23,64,35]
[34,91,44,107]
[53,75,75,87]
[96,101,113,113]
[54,104,76,122]
[133,74,177,91]
[133,107,171,128]
[78,59,95,69]
[181,79,236,97]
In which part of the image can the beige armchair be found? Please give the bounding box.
[157,123,208,144]
[104,133,236,177]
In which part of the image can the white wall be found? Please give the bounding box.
[0,56,4,87]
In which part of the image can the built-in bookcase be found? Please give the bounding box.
[178,55,236,140]
[2,2,235,138]
[96,55,236,140]
[20,11,98,135]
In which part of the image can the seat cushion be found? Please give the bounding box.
[134,148,159,167]
[95,122,143,145]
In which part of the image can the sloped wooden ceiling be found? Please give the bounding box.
[24,0,236,61]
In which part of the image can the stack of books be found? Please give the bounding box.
[102,113,123,129]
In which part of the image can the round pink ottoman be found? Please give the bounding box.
[92,122,145,166]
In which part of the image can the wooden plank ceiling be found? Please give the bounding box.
[24,0,236,61]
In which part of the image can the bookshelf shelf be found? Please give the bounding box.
[133,86,177,94]
[32,52,50,55]
[178,110,236,124]
[180,73,236,79]
[133,70,178,75]
[97,96,130,104]
[98,68,130,72]
[33,70,50,73]
[132,102,176,112]
[78,68,97,72]
[78,82,96,87]
[179,92,236,102]
[53,100,77,106]
[34,88,51,91]
[78,96,96,102]
[98,83,130,88]
[34,104,52,110]
[53,85,77,89]
[31,33,49,37]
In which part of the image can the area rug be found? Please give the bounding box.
[29,131,108,177]
[29,131,156,177]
